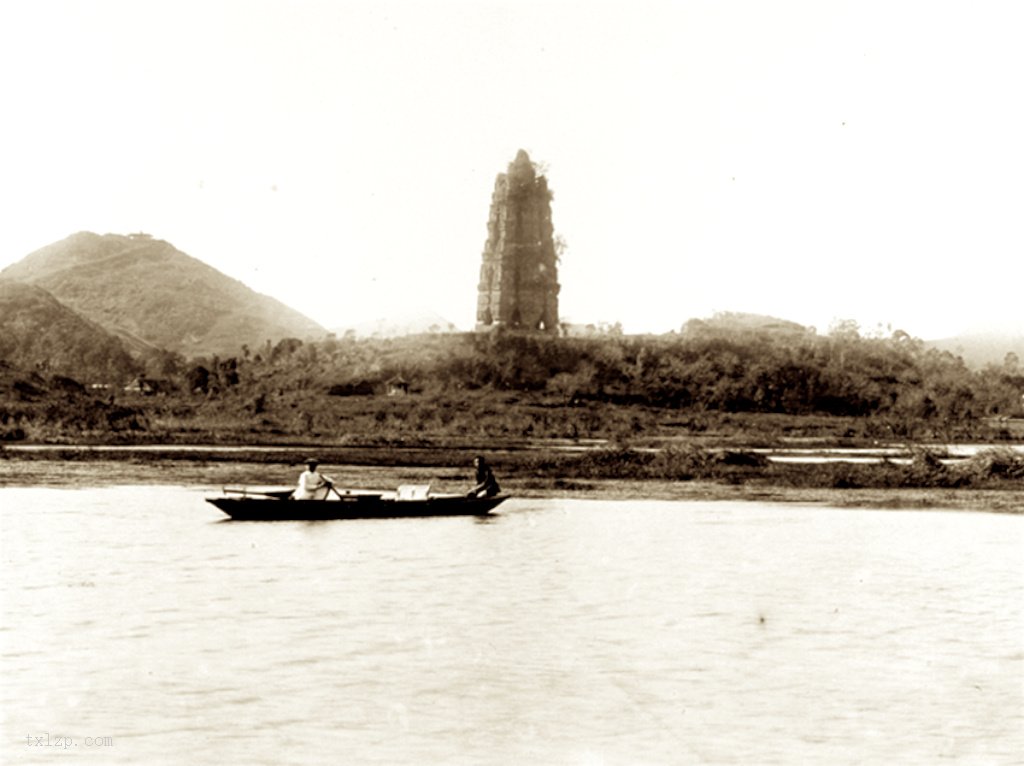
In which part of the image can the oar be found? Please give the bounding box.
[222,486,294,500]
[318,478,341,500]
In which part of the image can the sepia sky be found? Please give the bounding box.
[1,0,1021,338]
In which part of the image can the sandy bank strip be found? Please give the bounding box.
[505,479,1023,515]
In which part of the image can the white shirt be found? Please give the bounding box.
[295,469,330,500]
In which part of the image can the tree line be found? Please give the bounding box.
[188,323,1023,425]
[3,323,1022,442]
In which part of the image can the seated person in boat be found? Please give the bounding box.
[293,458,334,500]
[468,456,500,498]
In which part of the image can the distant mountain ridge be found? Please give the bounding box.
[926,332,1024,369]
[1,232,325,357]
[682,311,812,336]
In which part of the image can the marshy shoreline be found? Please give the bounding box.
[2,439,1022,514]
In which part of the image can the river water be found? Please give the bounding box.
[1,475,1021,765]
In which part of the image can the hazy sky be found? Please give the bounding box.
[1,1,1021,338]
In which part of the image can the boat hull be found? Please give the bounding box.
[206,494,508,521]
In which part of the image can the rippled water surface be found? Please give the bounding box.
[2,479,1022,765]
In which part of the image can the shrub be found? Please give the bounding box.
[958,448,1024,481]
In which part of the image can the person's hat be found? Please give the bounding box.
[305,457,319,465]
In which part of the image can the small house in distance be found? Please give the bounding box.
[123,377,163,396]
[386,376,409,397]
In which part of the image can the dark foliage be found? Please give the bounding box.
[1,324,1022,443]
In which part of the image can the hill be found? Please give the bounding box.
[0,279,137,381]
[1,232,326,357]
[926,331,1024,369]
[682,311,812,336]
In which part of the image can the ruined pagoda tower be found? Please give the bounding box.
[476,149,560,332]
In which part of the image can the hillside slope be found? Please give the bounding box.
[926,332,1024,369]
[0,279,137,381]
[2,232,325,357]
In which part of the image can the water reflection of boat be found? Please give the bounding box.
[206,485,508,521]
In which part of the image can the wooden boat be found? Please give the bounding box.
[206,484,508,521]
